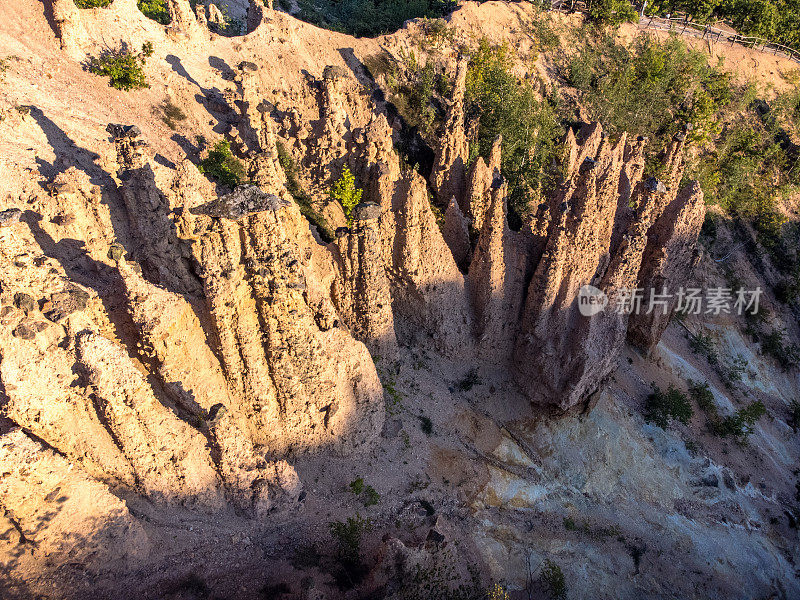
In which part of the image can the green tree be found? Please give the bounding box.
[465,39,563,228]
[329,166,362,225]
[588,0,639,26]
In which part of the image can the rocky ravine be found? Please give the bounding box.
[0,1,798,599]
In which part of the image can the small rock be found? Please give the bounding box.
[700,473,719,487]
[351,202,381,222]
[13,293,36,314]
[0,208,22,227]
[12,322,36,340]
[207,403,228,425]
[426,528,445,545]
[108,243,125,262]
[42,289,90,322]
[106,123,141,139]
[322,65,349,81]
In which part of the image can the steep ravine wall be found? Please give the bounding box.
[0,1,719,596]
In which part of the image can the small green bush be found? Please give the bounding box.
[363,485,380,507]
[689,331,719,365]
[74,0,112,8]
[788,400,800,431]
[540,559,567,600]
[714,400,766,441]
[88,48,149,91]
[466,39,563,227]
[329,166,362,225]
[645,384,693,429]
[348,477,365,495]
[159,100,187,130]
[456,368,481,392]
[588,0,639,26]
[198,140,246,187]
[688,380,715,411]
[761,329,800,370]
[329,514,371,584]
[419,414,433,435]
[138,0,171,24]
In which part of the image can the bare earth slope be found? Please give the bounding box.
[0,1,798,599]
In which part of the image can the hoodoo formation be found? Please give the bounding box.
[1,0,799,598]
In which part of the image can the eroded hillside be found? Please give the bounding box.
[0,1,799,599]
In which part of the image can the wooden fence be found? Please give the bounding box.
[546,0,800,65]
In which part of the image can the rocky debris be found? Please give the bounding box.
[194,184,288,220]
[430,59,469,209]
[331,201,397,358]
[0,208,22,227]
[41,287,90,322]
[47,0,87,60]
[12,322,37,340]
[627,180,706,353]
[13,292,35,314]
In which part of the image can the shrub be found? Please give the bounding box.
[293,0,455,37]
[141,41,154,58]
[588,0,639,26]
[689,331,718,365]
[363,485,380,507]
[714,400,766,441]
[689,380,715,411]
[761,329,800,370]
[138,0,170,24]
[540,559,567,600]
[487,583,509,600]
[198,140,246,187]
[159,100,187,129]
[74,0,112,8]
[419,414,433,435]
[465,39,563,227]
[329,166,362,225]
[789,400,800,432]
[456,368,481,392]
[645,384,693,428]
[329,514,371,584]
[348,477,365,495]
[88,48,149,91]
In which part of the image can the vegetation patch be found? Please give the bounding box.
[88,46,150,91]
[138,0,171,24]
[465,39,563,228]
[329,166,362,225]
[328,514,372,587]
[645,384,693,428]
[289,0,456,37]
[198,140,247,188]
[74,0,112,8]
[158,100,187,129]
